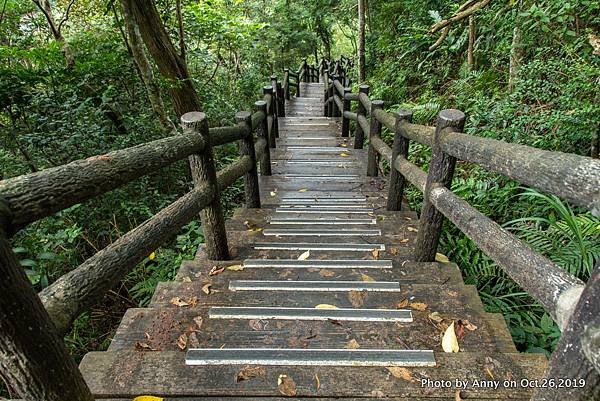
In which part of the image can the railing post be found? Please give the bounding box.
[262,85,277,148]
[367,100,383,176]
[302,59,309,83]
[415,109,465,262]
[268,81,280,140]
[254,100,271,176]
[276,82,285,117]
[181,112,230,260]
[355,84,369,149]
[387,109,413,210]
[332,76,341,117]
[532,263,599,401]
[236,111,261,209]
[283,69,290,100]
[0,205,94,400]
[323,71,330,117]
[327,75,335,117]
[341,87,351,137]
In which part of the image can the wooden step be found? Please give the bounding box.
[80,351,546,398]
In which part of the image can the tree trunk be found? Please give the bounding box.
[32,0,75,69]
[120,0,175,132]
[509,25,523,92]
[125,0,202,116]
[467,15,475,70]
[358,0,366,82]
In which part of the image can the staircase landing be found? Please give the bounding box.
[79,82,546,399]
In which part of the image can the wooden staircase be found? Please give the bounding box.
[79,82,547,399]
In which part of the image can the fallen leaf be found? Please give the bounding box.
[341,143,347,147]
[319,269,336,277]
[315,304,338,309]
[148,252,156,261]
[298,250,310,260]
[176,333,188,350]
[236,365,266,382]
[182,276,192,282]
[407,227,418,232]
[371,249,380,259]
[227,264,244,271]
[361,273,375,282]
[134,342,157,351]
[314,373,320,391]
[340,152,349,157]
[455,320,466,340]
[278,374,297,397]
[170,297,190,307]
[209,265,225,276]
[386,367,414,382]
[249,319,264,330]
[201,283,212,295]
[455,390,463,401]
[442,321,459,353]
[298,188,308,192]
[371,390,385,398]
[270,191,277,197]
[448,291,459,297]
[187,296,199,307]
[409,302,428,311]
[463,320,478,331]
[193,316,203,330]
[435,253,450,263]
[133,396,164,401]
[396,299,409,308]
[400,238,410,243]
[389,247,398,255]
[346,338,360,349]
[428,311,444,323]
[377,215,385,221]
[348,290,367,307]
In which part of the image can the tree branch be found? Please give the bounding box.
[57,0,76,35]
[430,0,490,34]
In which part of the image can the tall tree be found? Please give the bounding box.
[358,0,365,82]
[31,0,75,68]
[124,0,202,116]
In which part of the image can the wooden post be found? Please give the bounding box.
[327,75,334,117]
[332,76,341,117]
[387,109,413,210]
[415,109,465,262]
[268,80,280,139]
[302,59,309,83]
[341,87,351,137]
[254,100,271,176]
[263,85,277,148]
[367,100,384,177]
[0,204,94,401]
[236,111,261,209]
[276,82,285,117]
[354,84,369,149]
[283,69,290,100]
[181,112,230,260]
[323,71,330,117]
[532,264,600,401]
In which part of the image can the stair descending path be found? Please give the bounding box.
[79,82,546,399]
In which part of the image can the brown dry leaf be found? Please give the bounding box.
[277,374,297,397]
[209,265,225,276]
[435,253,450,263]
[455,390,463,401]
[236,365,266,382]
[348,290,366,308]
[176,333,188,350]
[187,296,199,307]
[249,319,264,331]
[371,249,380,259]
[314,373,320,391]
[193,316,203,331]
[448,291,459,297]
[407,227,418,232]
[182,276,192,283]
[135,342,157,351]
[170,297,190,307]
[227,264,244,271]
[319,269,336,278]
[428,311,444,323]
[315,304,338,309]
[400,238,409,244]
[388,247,398,255]
[409,302,428,311]
[442,322,459,353]
[386,367,414,382]
[346,338,360,349]
[201,283,212,295]
[361,273,375,282]
[455,320,466,340]
[298,250,310,260]
[463,320,478,331]
[396,299,409,308]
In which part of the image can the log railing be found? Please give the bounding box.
[0,65,294,398]
[322,57,599,401]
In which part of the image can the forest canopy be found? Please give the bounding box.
[1,0,598,368]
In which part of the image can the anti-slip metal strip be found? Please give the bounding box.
[253,242,384,251]
[186,348,436,367]
[208,307,413,322]
[229,280,400,292]
[242,259,393,269]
